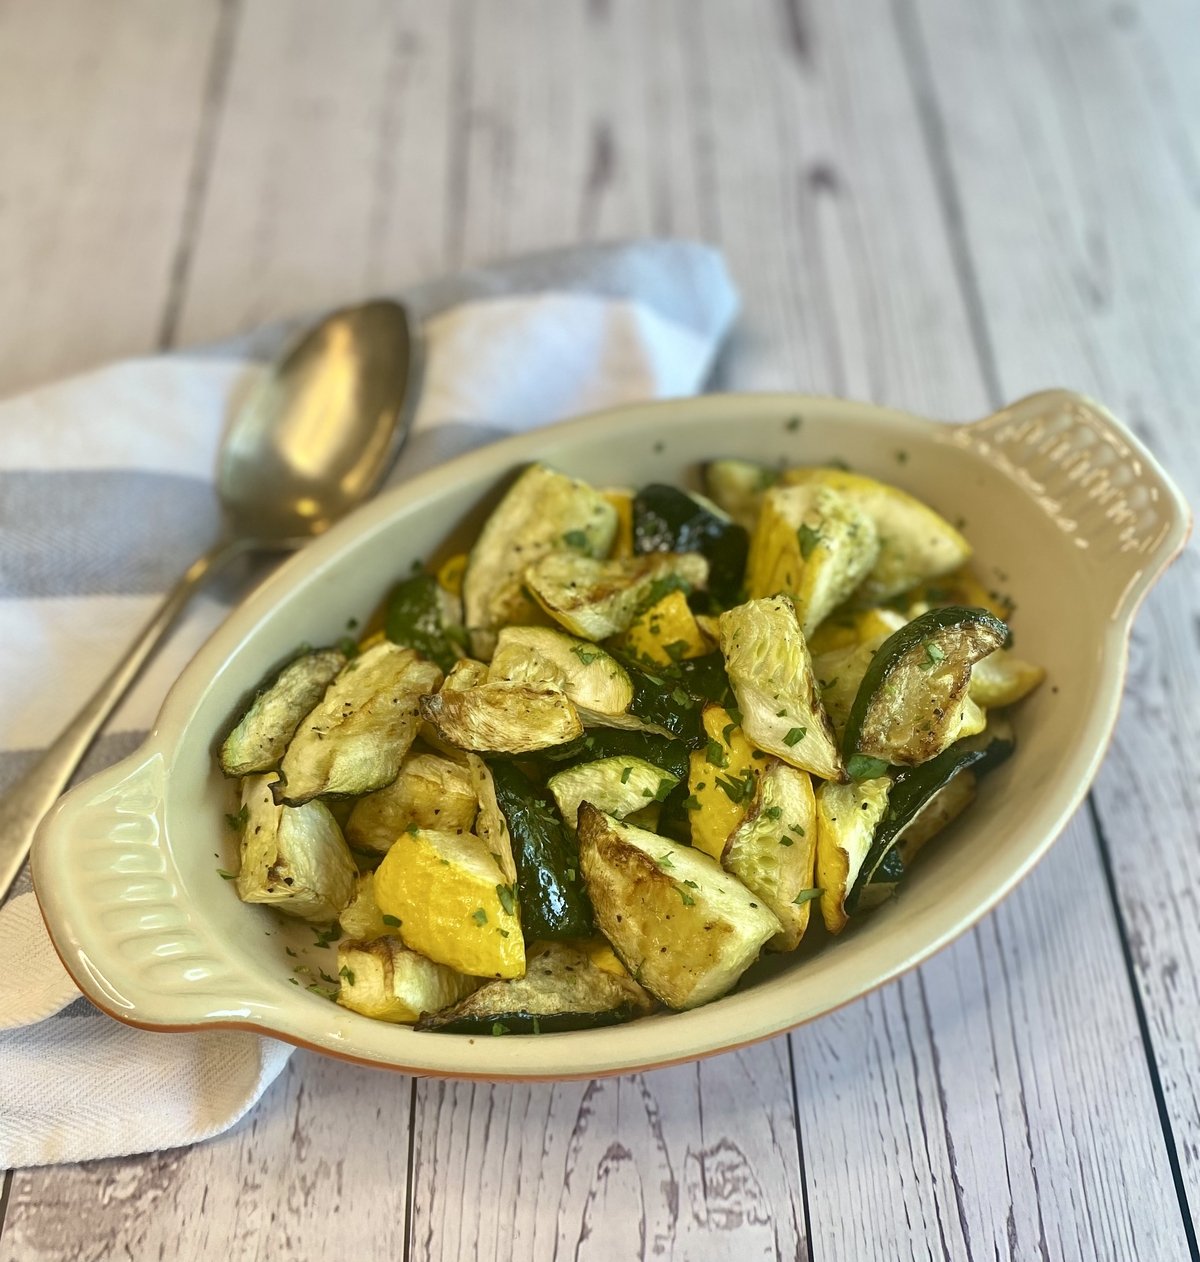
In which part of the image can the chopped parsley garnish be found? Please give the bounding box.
[763,805,783,821]
[676,886,696,907]
[381,914,401,928]
[335,635,360,658]
[496,884,516,916]
[789,822,806,837]
[224,805,248,832]
[472,908,488,926]
[670,686,691,707]
[722,722,737,745]
[783,726,807,746]
[797,524,822,560]
[562,529,590,549]
[716,769,757,805]
[405,822,420,836]
[338,965,356,986]
[847,754,889,781]
[792,888,822,905]
[705,739,729,768]
[663,639,690,663]
[681,794,703,811]
[491,1022,509,1036]
[312,924,342,948]
[779,836,794,847]
[620,765,633,784]
[566,867,576,882]
[920,642,947,671]
[572,643,603,665]
[216,868,237,881]
[785,415,802,432]
[657,851,675,870]
[654,778,676,801]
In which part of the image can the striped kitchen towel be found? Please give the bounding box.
[0,240,738,1168]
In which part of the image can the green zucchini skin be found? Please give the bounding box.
[384,573,460,671]
[610,650,732,748]
[537,728,692,781]
[846,727,1015,910]
[633,483,748,607]
[418,1004,643,1035]
[488,759,594,939]
[842,605,1009,770]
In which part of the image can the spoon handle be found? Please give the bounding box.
[0,537,250,901]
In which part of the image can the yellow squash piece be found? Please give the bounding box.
[969,650,1045,709]
[601,488,635,559]
[780,467,971,603]
[345,751,478,855]
[807,607,906,657]
[437,552,468,596]
[615,589,711,666]
[688,703,763,860]
[722,759,818,951]
[339,872,393,941]
[815,776,892,934]
[746,484,879,636]
[577,806,782,1009]
[336,936,479,1023]
[373,828,525,978]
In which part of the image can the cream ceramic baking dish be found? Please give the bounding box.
[32,389,1189,1079]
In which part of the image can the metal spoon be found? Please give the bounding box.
[0,299,416,898]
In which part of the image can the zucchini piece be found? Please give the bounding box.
[632,483,749,607]
[419,680,583,753]
[779,467,971,602]
[337,936,479,1023]
[524,551,709,641]
[466,753,518,884]
[703,459,777,532]
[538,728,692,782]
[807,606,906,656]
[842,605,1009,772]
[620,655,708,745]
[489,759,594,940]
[814,776,893,934]
[687,703,763,860]
[547,756,679,831]
[277,643,442,806]
[615,589,712,667]
[416,941,652,1034]
[846,726,1014,910]
[344,752,477,856]
[895,769,977,866]
[718,596,846,782]
[488,626,635,725]
[443,657,489,691]
[219,648,346,778]
[339,872,393,941]
[235,773,357,923]
[373,827,525,978]
[745,484,879,635]
[969,649,1045,708]
[723,759,819,951]
[384,572,463,672]
[813,636,888,742]
[462,463,617,659]
[577,806,782,1010]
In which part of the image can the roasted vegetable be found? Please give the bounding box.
[462,463,618,658]
[807,606,906,656]
[339,872,392,941]
[524,551,709,641]
[490,759,594,940]
[615,589,712,666]
[488,626,635,726]
[745,484,879,634]
[384,572,463,672]
[969,649,1045,708]
[687,703,763,860]
[344,751,477,855]
[723,759,819,951]
[372,827,525,978]
[277,644,441,805]
[703,458,777,531]
[600,487,636,559]
[466,754,518,883]
[577,806,782,1009]
[632,483,749,606]
[539,727,692,781]
[779,467,971,602]
[719,595,846,782]
[846,726,1014,911]
[235,774,356,922]
[442,658,489,691]
[219,648,346,777]
[336,936,478,1023]
[842,605,1008,773]
[814,775,893,934]
[548,756,679,831]
[419,680,583,753]
[895,769,977,865]
[416,941,653,1033]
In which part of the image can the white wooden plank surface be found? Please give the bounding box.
[910,0,1200,1234]
[0,0,1197,1258]
[0,0,227,392]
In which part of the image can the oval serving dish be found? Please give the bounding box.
[32,390,1189,1080]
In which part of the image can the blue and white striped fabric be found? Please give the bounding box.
[0,240,738,1167]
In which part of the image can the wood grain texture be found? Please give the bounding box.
[0,0,226,394]
[0,1052,413,1262]
[1,0,1197,1258]
[909,0,1200,1233]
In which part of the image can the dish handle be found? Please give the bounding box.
[31,747,277,1029]
[956,389,1191,622]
